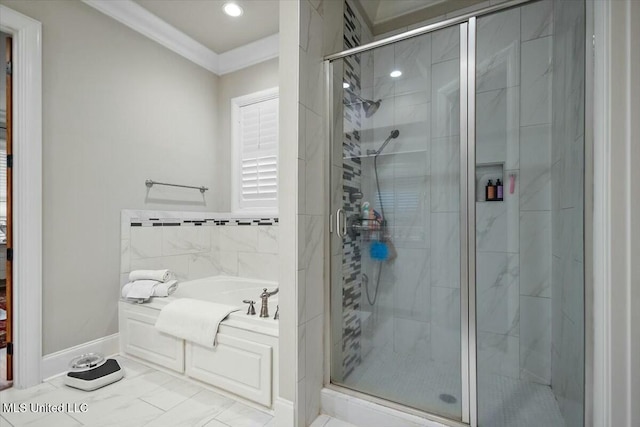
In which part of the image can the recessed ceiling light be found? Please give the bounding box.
[343,82,350,89]
[390,70,402,78]
[223,2,243,17]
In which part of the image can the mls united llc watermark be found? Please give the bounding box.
[2,402,88,413]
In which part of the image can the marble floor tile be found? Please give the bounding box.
[67,396,164,426]
[113,354,154,378]
[214,401,273,427]
[324,417,360,427]
[0,357,275,427]
[0,382,57,403]
[9,412,81,427]
[139,376,204,411]
[310,414,359,427]
[143,389,235,427]
[94,369,175,400]
[202,420,229,427]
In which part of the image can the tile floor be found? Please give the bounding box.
[0,356,276,427]
[309,415,357,427]
[340,345,566,427]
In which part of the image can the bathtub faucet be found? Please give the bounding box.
[259,287,278,318]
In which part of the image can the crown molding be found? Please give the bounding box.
[82,0,279,75]
[218,33,279,75]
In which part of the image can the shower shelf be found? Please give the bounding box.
[348,217,384,241]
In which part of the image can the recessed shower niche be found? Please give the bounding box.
[328,0,585,426]
[476,163,505,202]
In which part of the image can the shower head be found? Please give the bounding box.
[362,99,381,118]
[345,90,382,118]
[369,129,400,156]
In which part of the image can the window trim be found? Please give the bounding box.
[231,86,279,214]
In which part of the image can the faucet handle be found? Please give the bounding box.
[242,300,256,315]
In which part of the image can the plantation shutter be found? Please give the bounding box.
[238,97,278,210]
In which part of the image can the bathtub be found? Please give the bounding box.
[118,276,279,408]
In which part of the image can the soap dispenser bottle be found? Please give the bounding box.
[362,201,370,221]
[486,179,495,201]
[496,179,503,201]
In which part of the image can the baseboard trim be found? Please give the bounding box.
[41,333,120,381]
[274,397,295,427]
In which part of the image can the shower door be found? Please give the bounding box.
[329,2,585,426]
[329,23,467,422]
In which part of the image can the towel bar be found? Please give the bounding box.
[145,179,208,194]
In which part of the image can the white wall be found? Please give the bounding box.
[0,0,220,355]
[216,58,279,211]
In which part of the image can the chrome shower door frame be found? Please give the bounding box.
[325,20,477,426]
[323,1,590,425]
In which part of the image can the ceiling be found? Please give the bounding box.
[133,0,279,54]
[358,0,445,25]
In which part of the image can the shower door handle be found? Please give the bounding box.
[336,208,346,238]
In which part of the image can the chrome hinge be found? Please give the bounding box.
[5,61,11,76]
[6,154,12,169]
[7,248,13,262]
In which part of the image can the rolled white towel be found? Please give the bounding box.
[123,279,159,299]
[129,269,172,283]
[121,282,134,298]
[152,280,178,297]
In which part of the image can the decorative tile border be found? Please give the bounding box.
[129,218,278,227]
[122,209,278,228]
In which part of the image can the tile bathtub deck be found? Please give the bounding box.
[0,356,275,427]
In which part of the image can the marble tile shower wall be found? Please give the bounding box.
[550,1,585,426]
[355,1,556,384]
[358,18,462,366]
[296,0,343,425]
[476,1,554,385]
[119,210,279,285]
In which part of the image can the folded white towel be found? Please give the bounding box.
[129,269,172,283]
[155,298,241,347]
[122,279,159,300]
[153,280,178,297]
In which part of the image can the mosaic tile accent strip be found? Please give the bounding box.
[342,0,363,379]
[129,218,278,227]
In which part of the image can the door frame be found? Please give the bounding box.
[0,5,42,389]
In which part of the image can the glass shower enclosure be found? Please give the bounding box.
[328,1,585,426]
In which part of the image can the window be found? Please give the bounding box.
[231,88,279,213]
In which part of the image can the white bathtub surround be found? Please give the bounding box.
[121,210,279,285]
[2,355,275,427]
[119,276,279,408]
[155,298,242,347]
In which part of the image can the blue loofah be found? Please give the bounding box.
[370,241,389,261]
